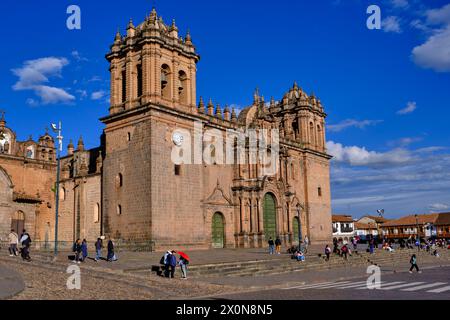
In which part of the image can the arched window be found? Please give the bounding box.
[59,187,66,201]
[94,203,100,223]
[136,64,143,98]
[121,70,127,103]
[317,125,322,148]
[115,173,123,189]
[292,119,299,140]
[117,204,122,215]
[309,122,315,146]
[161,64,171,99]
[178,70,187,104]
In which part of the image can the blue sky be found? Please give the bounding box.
[0,0,449,219]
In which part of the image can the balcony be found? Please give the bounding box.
[385,232,424,239]
[340,227,354,233]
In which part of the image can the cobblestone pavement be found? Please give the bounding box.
[0,256,237,300]
[209,265,450,300]
[0,263,24,299]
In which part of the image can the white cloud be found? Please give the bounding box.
[382,16,402,33]
[412,26,450,72]
[88,76,102,82]
[410,19,431,32]
[71,50,88,62]
[326,141,413,167]
[327,119,383,132]
[389,136,423,147]
[330,142,450,218]
[12,57,69,90]
[425,4,450,25]
[390,0,408,9]
[26,98,38,107]
[412,4,450,73]
[91,90,106,100]
[11,57,74,105]
[397,101,417,115]
[34,85,75,105]
[76,90,88,99]
[428,203,449,212]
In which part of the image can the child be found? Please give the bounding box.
[409,254,421,273]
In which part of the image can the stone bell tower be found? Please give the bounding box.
[106,8,200,114]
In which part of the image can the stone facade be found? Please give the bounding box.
[1,9,333,250]
[100,9,333,250]
[0,114,56,247]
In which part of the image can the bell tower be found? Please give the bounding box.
[106,8,200,114]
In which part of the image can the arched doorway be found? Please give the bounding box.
[211,212,225,248]
[11,211,25,234]
[263,193,277,240]
[293,217,300,244]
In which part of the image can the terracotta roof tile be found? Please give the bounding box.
[332,215,354,223]
[355,222,377,230]
[381,213,450,227]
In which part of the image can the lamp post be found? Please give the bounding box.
[51,122,63,257]
[415,214,420,252]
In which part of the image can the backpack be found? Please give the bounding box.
[159,255,165,265]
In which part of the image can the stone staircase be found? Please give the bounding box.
[141,248,450,278]
[7,247,450,280]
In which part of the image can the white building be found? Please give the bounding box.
[332,215,355,241]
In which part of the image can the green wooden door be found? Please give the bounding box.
[212,213,224,248]
[293,217,300,244]
[263,194,277,240]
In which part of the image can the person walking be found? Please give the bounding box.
[369,238,375,255]
[164,250,172,277]
[409,254,421,273]
[95,237,103,262]
[19,229,31,261]
[352,237,358,251]
[8,229,19,257]
[179,256,189,279]
[73,239,82,264]
[81,239,88,262]
[275,236,282,255]
[268,237,275,255]
[325,245,331,261]
[333,238,338,254]
[341,244,349,260]
[168,251,177,278]
[107,239,117,262]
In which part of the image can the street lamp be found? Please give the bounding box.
[51,122,63,258]
[415,214,420,252]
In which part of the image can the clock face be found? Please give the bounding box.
[172,132,184,146]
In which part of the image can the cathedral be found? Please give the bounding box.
[0,9,332,250]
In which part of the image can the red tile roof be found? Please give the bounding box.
[381,212,450,227]
[332,215,354,223]
[355,222,377,230]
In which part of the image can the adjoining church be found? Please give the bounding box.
[0,8,333,250]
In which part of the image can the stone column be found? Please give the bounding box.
[141,46,151,103]
[125,56,134,109]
